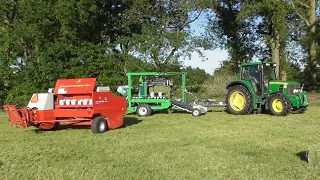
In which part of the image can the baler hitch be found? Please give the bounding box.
[3,105,29,128]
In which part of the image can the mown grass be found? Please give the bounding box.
[0,107,320,180]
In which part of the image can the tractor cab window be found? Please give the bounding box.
[241,65,261,83]
[263,64,276,81]
[241,65,262,94]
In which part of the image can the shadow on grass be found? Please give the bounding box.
[119,117,142,129]
[126,107,225,116]
[126,112,136,115]
[296,151,309,163]
[31,117,142,134]
[0,160,3,167]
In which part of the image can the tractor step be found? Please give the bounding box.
[255,96,263,109]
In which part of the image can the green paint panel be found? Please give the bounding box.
[151,104,171,110]
[132,99,170,103]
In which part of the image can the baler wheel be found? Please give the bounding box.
[91,116,108,134]
[38,122,59,131]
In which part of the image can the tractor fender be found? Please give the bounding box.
[226,80,256,95]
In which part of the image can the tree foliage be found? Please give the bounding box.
[204,0,320,86]
[1,0,320,106]
[205,0,267,71]
[0,0,210,106]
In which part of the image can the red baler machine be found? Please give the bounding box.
[3,78,127,134]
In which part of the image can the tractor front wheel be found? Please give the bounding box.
[226,85,253,115]
[268,93,292,116]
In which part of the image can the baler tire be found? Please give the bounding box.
[38,122,60,131]
[52,122,60,130]
[226,85,253,115]
[136,104,152,117]
[268,93,292,116]
[91,116,108,134]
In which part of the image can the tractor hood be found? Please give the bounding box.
[269,80,300,86]
[269,80,302,95]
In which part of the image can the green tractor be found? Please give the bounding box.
[226,61,308,116]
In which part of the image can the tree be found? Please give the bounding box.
[287,0,319,84]
[204,0,267,72]
[0,0,145,105]
[182,66,211,92]
[117,0,211,71]
[237,0,291,79]
[0,0,214,105]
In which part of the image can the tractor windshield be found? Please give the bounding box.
[263,64,276,81]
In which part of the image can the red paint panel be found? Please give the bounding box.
[91,92,127,129]
[33,110,55,122]
[54,78,96,95]
[53,109,93,118]
[92,92,127,112]
[105,113,124,129]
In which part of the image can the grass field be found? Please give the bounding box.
[0,105,320,179]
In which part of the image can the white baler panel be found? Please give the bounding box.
[27,93,54,110]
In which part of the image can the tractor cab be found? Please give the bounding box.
[239,61,277,96]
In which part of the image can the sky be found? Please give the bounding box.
[180,12,229,74]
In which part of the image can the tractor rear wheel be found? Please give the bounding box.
[91,116,108,134]
[136,104,152,117]
[226,85,253,115]
[268,93,292,116]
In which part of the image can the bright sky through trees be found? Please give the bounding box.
[182,11,229,74]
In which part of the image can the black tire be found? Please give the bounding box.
[136,104,152,117]
[91,116,108,134]
[36,122,60,131]
[192,109,201,117]
[268,93,292,116]
[226,85,253,115]
[52,122,60,131]
[291,106,307,114]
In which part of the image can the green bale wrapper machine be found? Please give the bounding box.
[117,72,215,117]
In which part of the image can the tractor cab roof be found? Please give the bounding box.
[239,61,276,67]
